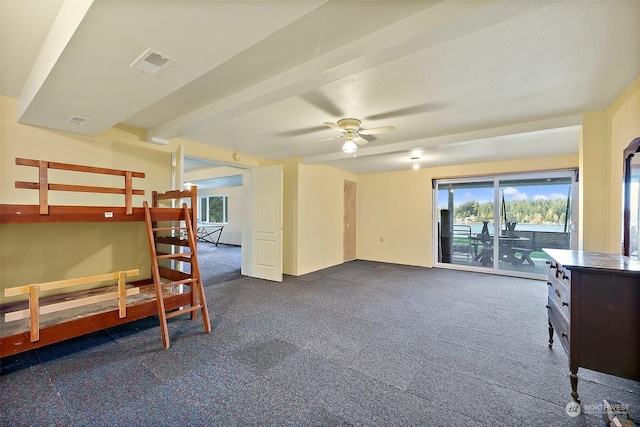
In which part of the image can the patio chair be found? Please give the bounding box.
[452,225,473,260]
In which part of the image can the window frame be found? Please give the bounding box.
[432,169,578,279]
[198,194,228,224]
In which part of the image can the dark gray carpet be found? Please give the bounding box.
[1,261,638,426]
[196,242,243,287]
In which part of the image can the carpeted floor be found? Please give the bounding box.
[196,242,243,287]
[1,259,638,426]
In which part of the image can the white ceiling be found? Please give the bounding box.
[2,0,639,174]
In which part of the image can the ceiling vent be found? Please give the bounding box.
[130,48,175,76]
[66,115,91,125]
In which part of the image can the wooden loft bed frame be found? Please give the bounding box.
[0,158,199,358]
[1,158,147,223]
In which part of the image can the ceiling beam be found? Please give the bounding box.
[149,0,559,143]
[17,0,93,122]
[302,115,583,165]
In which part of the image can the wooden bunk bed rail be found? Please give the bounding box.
[0,165,203,356]
[14,158,145,215]
[152,186,198,229]
[3,270,140,343]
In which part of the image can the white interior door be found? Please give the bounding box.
[242,165,283,282]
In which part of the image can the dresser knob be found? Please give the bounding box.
[561,331,568,338]
[546,305,551,310]
[562,301,569,307]
[547,282,552,286]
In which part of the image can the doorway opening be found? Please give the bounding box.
[183,156,245,287]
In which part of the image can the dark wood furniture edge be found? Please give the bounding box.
[543,248,640,274]
[544,248,640,404]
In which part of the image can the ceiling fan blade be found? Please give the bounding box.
[273,125,328,137]
[300,92,344,117]
[311,135,341,143]
[323,121,344,132]
[365,102,446,121]
[359,125,395,135]
[354,136,369,145]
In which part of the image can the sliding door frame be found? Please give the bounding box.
[433,169,578,279]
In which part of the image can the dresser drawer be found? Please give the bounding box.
[547,296,570,355]
[553,264,571,289]
[547,278,570,319]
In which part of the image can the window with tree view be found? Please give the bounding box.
[435,171,575,278]
[199,195,228,223]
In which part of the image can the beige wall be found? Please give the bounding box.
[0,96,171,302]
[1,95,279,300]
[578,75,640,253]
[2,74,638,291]
[184,166,244,246]
[358,155,578,267]
[172,137,272,170]
[607,75,640,252]
[197,186,243,245]
[280,158,300,275]
[579,111,610,251]
[358,169,431,267]
[295,162,357,276]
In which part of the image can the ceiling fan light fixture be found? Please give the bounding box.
[342,140,358,153]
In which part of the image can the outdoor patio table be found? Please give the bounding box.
[470,234,493,266]
[498,236,532,265]
[470,235,533,266]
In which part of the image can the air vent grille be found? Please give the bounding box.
[130,48,175,76]
[67,115,91,125]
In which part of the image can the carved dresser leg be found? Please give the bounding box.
[570,372,580,403]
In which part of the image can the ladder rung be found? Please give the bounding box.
[161,278,197,287]
[152,226,187,232]
[155,236,190,247]
[156,252,193,263]
[157,252,193,260]
[165,305,203,319]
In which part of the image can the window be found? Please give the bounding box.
[434,170,576,278]
[199,195,228,223]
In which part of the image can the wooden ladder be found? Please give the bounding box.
[143,201,211,349]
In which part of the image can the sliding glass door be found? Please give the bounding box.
[435,171,576,278]
[437,180,495,267]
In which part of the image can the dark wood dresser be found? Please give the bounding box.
[543,249,640,403]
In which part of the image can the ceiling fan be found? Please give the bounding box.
[312,118,394,153]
